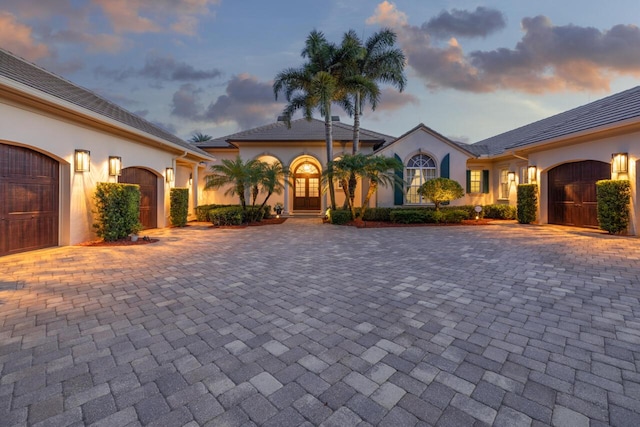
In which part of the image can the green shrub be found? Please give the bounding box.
[93,183,142,241]
[483,204,517,219]
[170,188,189,227]
[263,205,272,219]
[329,209,352,225]
[441,205,481,219]
[442,209,468,223]
[390,209,430,224]
[418,177,464,211]
[517,184,538,224]
[362,208,392,222]
[596,180,631,234]
[244,206,265,223]
[209,206,243,226]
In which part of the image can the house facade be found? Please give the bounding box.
[0,49,213,256]
[199,87,640,235]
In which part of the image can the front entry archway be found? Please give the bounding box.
[293,161,321,210]
[119,167,158,229]
[548,160,610,228]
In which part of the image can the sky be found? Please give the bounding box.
[2,0,640,144]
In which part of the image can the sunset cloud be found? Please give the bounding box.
[0,12,49,60]
[423,6,506,39]
[375,88,420,111]
[368,2,640,93]
[95,53,222,82]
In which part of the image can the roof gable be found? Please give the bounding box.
[376,123,477,156]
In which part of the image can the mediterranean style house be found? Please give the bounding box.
[2,45,639,257]
[0,48,213,256]
[197,86,640,236]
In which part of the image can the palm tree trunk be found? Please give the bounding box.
[359,181,377,219]
[325,110,337,210]
[349,92,360,212]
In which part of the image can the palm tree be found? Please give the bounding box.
[273,30,356,210]
[328,153,402,220]
[341,29,406,210]
[255,162,289,212]
[189,132,213,143]
[205,156,259,209]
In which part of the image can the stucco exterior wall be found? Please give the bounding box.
[527,131,639,234]
[376,128,473,207]
[1,100,178,244]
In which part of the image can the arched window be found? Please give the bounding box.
[406,154,437,204]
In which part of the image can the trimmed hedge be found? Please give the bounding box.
[329,209,352,225]
[517,184,538,224]
[196,203,271,223]
[483,204,517,219]
[361,207,392,222]
[390,209,432,224]
[596,180,631,234]
[209,206,243,226]
[170,188,189,227]
[441,205,481,220]
[93,183,142,241]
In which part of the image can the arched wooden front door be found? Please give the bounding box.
[293,162,321,210]
[548,160,610,228]
[119,167,157,229]
[1,143,59,256]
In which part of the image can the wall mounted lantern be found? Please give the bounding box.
[508,171,516,182]
[612,153,628,174]
[74,149,90,172]
[527,165,537,184]
[166,167,174,183]
[108,156,122,176]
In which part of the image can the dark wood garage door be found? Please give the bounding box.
[548,160,610,228]
[1,143,59,256]
[119,167,157,229]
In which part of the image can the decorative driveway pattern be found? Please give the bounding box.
[1,219,640,427]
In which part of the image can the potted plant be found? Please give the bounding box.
[130,222,143,242]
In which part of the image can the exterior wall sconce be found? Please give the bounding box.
[508,171,516,182]
[188,173,193,186]
[527,165,537,183]
[166,167,174,183]
[612,153,628,174]
[74,149,90,172]
[108,156,122,176]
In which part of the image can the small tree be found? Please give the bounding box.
[418,178,464,211]
[170,188,189,227]
[596,179,631,234]
[517,184,538,224]
[93,183,142,241]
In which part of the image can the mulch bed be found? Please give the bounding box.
[213,217,288,229]
[344,218,498,228]
[78,237,159,246]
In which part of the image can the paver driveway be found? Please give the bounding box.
[1,219,640,427]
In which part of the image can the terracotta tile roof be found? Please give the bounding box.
[196,117,395,148]
[0,48,211,158]
[473,86,640,155]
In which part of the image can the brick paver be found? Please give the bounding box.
[1,219,640,426]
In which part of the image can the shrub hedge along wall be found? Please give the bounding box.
[596,180,631,234]
[93,183,142,241]
[517,184,538,224]
[170,188,189,227]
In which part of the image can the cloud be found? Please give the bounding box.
[375,88,420,111]
[95,53,222,82]
[92,0,220,35]
[47,29,125,53]
[171,84,204,118]
[0,12,49,60]
[204,74,283,128]
[368,2,640,93]
[423,7,506,39]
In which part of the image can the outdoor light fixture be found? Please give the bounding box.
[188,173,193,186]
[612,153,628,174]
[74,149,90,172]
[108,156,122,176]
[508,171,516,182]
[165,167,174,183]
[528,165,537,183]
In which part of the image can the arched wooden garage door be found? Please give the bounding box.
[1,143,59,256]
[119,167,157,229]
[548,160,610,228]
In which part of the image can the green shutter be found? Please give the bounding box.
[394,153,404,205]
[440,154,450,178]
[466,170,471,193]
[482,170,490,193]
